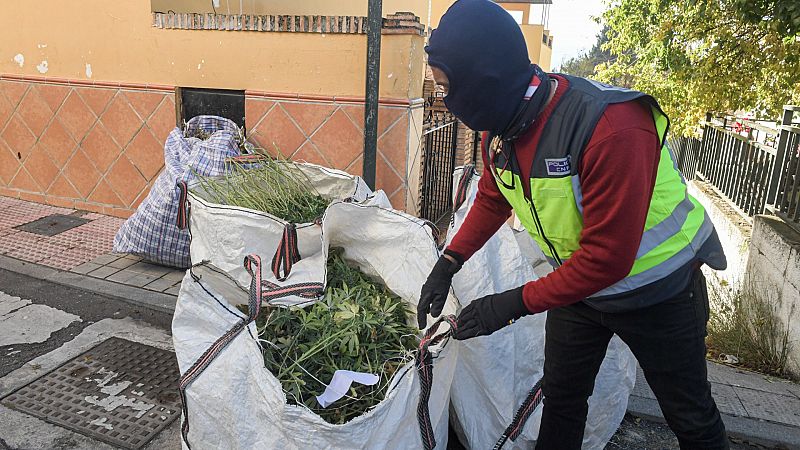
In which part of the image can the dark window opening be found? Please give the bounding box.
[177,87,246,129]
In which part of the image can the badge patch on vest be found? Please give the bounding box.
[545,157,571,176]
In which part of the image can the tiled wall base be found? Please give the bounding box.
[246,95,416,209]
[0,79,176,218]
[0,76,421,216]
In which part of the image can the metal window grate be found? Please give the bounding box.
[420,91,460,227]
[420,118,459,226]
[1,338,181,450]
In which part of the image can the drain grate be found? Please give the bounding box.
[1,338,181,449]
[15,214,91,236]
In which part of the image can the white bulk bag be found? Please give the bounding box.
[181,162,371,306]
[447,166,636,450]
[172,199,459,450]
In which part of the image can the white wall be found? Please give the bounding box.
[688,181,752,289]
[746,215,800,374]
[689,180,800,376]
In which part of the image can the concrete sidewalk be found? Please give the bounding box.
[0,196,183,312]
[3,195,800,448]
[629,361,800,448]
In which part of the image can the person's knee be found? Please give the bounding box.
[541,381,592,415]
[542,372,596,403]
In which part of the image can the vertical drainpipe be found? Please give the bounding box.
[363,0,382,190]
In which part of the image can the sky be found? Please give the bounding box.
[535,1,606,70]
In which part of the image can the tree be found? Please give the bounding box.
[731,0,800,37]
[596,0,800,136]
[558,26,634,86]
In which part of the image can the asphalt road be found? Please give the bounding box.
[606,414,768,450]
[0,268,171,378]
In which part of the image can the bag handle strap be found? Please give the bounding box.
[176,181,191,230]
[261,279,324,302]
[415,315,458,450]
[453,164,476,213]
[227,154,269,164]
[271,223,301,281]
[179,254,263,448]
[493,378,544,449]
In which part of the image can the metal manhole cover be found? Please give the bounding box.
[15,214,91,236]
[1,338,181,449]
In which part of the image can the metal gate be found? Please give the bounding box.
[420,99,459,224]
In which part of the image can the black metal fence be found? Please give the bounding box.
[699,119,777,216]
[670,134,701,183]
[420,113,459,224]
[672,106,800,225]
[773,108,800,224]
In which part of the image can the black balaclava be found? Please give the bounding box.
[425,0,547,134]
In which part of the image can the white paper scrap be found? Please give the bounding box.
[315,370,379,408]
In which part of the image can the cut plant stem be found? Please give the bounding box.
[191,157,329,223]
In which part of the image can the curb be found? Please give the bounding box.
[0,255,178,314]
[627,395,800,449]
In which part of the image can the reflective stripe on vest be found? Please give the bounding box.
[491,94,712,297]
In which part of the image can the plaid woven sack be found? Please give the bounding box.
[113,116,241,268]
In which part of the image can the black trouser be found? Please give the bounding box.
[535,270,729,450]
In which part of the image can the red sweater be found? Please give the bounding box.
[447,75,661,314]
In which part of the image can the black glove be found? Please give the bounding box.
[417,251,462,329]
[454,286,529,340]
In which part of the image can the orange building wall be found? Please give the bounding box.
[0,1,428,216]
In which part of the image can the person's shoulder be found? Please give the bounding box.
[592,99,657,143]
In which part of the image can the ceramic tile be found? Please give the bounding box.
[38,118,77,166]
[16,86,51,137]
[76,87,115,116]
[63,149,101,197]
[2,114,36,155]
[281,102,335,135]
[244,98,273,130]
[292,141,329,166]
[59,91,96,141]
[126,127,164,181]
[80,122,120,173]
[100,93,142,148]
[0,80,29,106]
[0,93,12,131]
[37,83,70,112]
[9,167,39,192]
[124,91,165,121]
[249,105,306,157]
[0,139,21,184]
[309,108,363,169]
[24,145,59,191]
[105,156,146,206]
[146,97,176,144]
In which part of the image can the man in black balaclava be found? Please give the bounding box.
[418,1,730,449]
